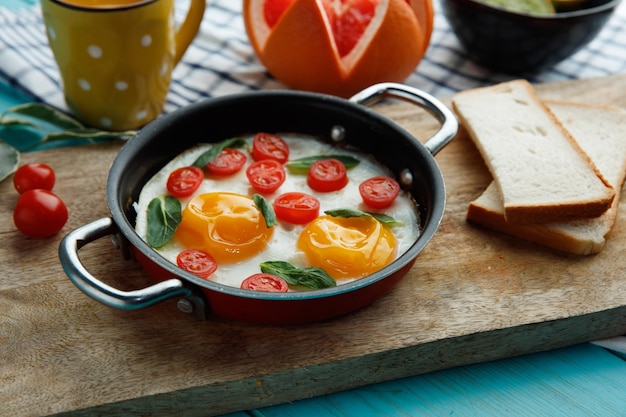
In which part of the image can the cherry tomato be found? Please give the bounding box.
[252,133,290,163]
[246,159,286,194]
[273,192,320,224]
[307,158,348,192]
[241,273,289,292]
[166,166,204,198]
[13,189,68,238]
[13,163,56,194]
[359,176,401,208]
[176,249,217,278]
[206,148,247,175]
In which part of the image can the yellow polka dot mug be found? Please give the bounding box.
[40,0,206,131]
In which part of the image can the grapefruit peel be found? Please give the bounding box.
[244,0,434,97]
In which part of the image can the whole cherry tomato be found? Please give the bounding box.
[246,159,286,194]
[252,133,290,163]
[176,249,217,278]
[13,189,68,238]
[167,166,204,198]
[13,163,56,194]
[307,158,348,192]
[241,273,289,292]
[206,148,247,175]
[273,192,320,224]
[359,176,401,208]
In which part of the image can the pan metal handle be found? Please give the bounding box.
[58,217,192,310]
[349,82,458,156]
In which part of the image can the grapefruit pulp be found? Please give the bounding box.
[244,0,434,97]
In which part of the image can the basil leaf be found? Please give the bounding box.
[147,196,182,248]
[4,103,85,130]
[325,208,404,227]
[0,141,20,183]
[192,137,247,168]
[286,155,360,174]
[369,212,405,227]
[325,208,369,218]
[253,194,277,228]
[260,261,336,289]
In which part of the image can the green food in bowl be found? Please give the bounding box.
[477,0,556,14]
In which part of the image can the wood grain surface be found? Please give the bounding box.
[1,75,626,417]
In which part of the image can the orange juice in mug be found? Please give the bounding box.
[40,0,206,131]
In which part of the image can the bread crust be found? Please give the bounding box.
[466,99,626,255]
[453,79,615,224]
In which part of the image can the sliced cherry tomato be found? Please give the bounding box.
[13,163,56,194]
[307,158,348,192]
[176,249,217,278]
[359,176,401,208]
[252,132,290,163]
[166,166,204,198]
[241,273,289,292]
[206,148,247,175]
[13,189,68,238]
[273,192,320,224]
[246,159,286,194]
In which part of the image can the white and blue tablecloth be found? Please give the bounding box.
[1,0,625,113]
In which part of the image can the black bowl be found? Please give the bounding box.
[441,0,621,73]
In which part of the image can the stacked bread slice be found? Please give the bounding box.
[452,79,626,255]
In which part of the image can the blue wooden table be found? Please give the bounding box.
[2,1,626,416]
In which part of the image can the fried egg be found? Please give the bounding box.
[134,134,420,289]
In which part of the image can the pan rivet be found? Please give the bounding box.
[177,298,194,314]
[330,125,346,142]
[400,169,413,187]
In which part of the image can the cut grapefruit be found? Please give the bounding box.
[244,0,434,97]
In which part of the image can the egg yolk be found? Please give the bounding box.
[175,192,273,263]
[297,215,396,279]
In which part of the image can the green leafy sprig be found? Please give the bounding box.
[0,103,135,149]
[192,137,247,168]
[325,208,404,227]
[253,194,277,228]
[260,261,336,290]
[286,154,360,174]
[0,103,136,183]
[146,196,182,248]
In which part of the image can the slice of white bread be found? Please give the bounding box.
[453,80,614,224]
[467,101,626,255]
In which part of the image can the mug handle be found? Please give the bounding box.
[174,0,207,64]
[349,82,458,156]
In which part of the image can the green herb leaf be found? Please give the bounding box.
[260,261,336,289]
[147,196,182,248]
[369,212,404,227]
[0,116,38,128]
[41,129,135,144]
[3,103,84,130]
[192,137,247,168]
[0,141,20,183]
[253,194,277,228]
[286,155,360,174]
[325,208,404,227]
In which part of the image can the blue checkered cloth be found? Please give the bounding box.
[1,0,625,112]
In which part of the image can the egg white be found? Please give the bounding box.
[134,134,420,289]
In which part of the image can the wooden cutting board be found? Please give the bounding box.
[2,75,626,417]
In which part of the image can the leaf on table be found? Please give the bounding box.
[2,103,84,130]
[0,115,37,128]
[41,129,136,144]
[0,141,20,183]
